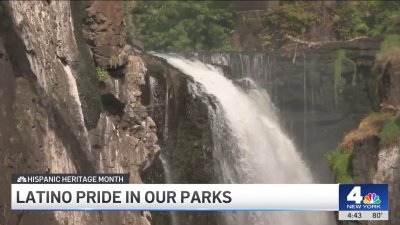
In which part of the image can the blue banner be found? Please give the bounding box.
[339,184,388,211]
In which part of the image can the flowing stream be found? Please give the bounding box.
[155,53,336,225]
[159,154,180,225]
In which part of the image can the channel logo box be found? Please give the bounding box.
[339,184,388,211]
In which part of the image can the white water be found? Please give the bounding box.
[151,73,179,225]
[62,63,91,152]
[159,154,180,225]
[156,54,335,225]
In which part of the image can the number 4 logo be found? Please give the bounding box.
[347,186,363,204]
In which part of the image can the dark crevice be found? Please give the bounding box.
[379,63,391,103]
[101,93,125,116]
[57,56,68,66]
[107,65,126,78]
[0,3,36,81]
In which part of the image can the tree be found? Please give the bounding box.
[263,2,319,47]
[130,1,235,52]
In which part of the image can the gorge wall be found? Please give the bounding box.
[0,1,158,225]
[332,36,400,225]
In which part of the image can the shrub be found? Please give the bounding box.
[262,1,400,46]
[332,2,368,40]
[96,67,109,82]
[333,2,400,40]
[362,1,400,36]
[263,2,318,46]
[130,1,235,52]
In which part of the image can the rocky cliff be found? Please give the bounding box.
[330,35,400,225]
[0,1,158,225]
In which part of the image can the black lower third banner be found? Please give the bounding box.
[11,174,130,184]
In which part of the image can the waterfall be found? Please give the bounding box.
[195,52,272,91]
[114,79,120,99]
[159,154,180,225]
[148,73,180,225]
[62,63,91,152]
[155,53,336,225]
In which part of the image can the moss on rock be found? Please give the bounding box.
[328,111,397,183]
[379,34,400,56]
[327,147,354,183]
[380,117,400,147]
[334,49,357,108]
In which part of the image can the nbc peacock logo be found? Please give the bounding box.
[363,193,381,204]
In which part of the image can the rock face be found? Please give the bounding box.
[342,139,400,225]
[378,50,400,109]
[141,55,218,225]
[334,37,400,225]
[0,1,158,225]
[82,1,125,68]
[373,146,400,225]
[352,136,380,183]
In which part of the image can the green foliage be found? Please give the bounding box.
[329,112,399,185]
[333,1,400,40]
[379,34,400,55]
[377,35,400,81]
[264,2,318,46]
[262,1,400,46]
[333,2,368,40]
[327,147,354,184]
[96,67,109,82]
[361,1,400,36]
[130,1,235,52]
[380,118,400,147]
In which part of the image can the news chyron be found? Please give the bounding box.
[11,173,389,221]
[339,184,389,220]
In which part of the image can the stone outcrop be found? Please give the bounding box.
[340,138,400,225]
[378,48,400,109]
[373,146,400,225]
[0,1,158,225]
[352,136,380,183]
[82,1,126,68]
[140,55,218,225]
[333,36,400,225]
